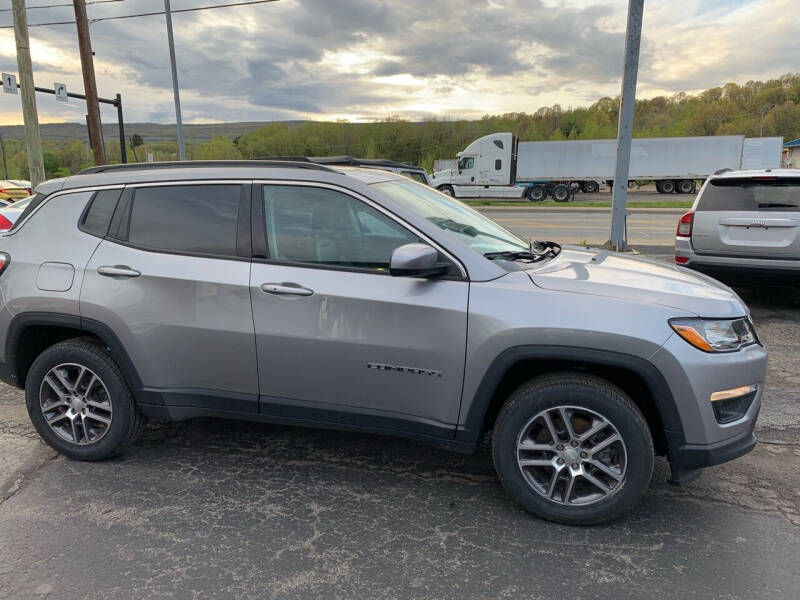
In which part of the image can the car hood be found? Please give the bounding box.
[526,246,747,318]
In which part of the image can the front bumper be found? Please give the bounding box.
[665,409,758,484]
[650,328,766,485]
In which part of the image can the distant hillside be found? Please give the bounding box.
[0,121,307,142]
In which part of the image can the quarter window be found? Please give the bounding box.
[262,185,420,271]
[81,189,122,237]
[126,185,240,255]
[495,159,502,170]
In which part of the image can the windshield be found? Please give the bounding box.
[373,180,529,255]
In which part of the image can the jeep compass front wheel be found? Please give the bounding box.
[492,374,653,524]
[26,338,145,461]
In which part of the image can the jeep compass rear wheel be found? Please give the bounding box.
[26,338,145,461]
[492,374,653,524]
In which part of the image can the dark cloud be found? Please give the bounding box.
[0,0,791,123]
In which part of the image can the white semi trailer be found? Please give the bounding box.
[430,133,783,200]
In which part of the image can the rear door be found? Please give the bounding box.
[692,176,800,257]
[80,182,259,412]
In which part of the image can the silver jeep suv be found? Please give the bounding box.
[675,168,800,284]
[0,161,767,524]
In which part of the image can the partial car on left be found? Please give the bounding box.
[0,180,32,202]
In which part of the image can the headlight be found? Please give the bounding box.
[670,317,758,352]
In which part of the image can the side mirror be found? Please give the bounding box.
[390,244,449,278]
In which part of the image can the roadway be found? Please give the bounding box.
[477,206,682,252]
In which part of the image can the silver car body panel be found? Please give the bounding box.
[0,191,102,346]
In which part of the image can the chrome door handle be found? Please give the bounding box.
[261,283,313,296]
[98,265,141,278]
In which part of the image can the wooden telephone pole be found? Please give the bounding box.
[11,0,46,188]
[73,0,106,165]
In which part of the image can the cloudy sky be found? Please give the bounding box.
[0,0,797,125]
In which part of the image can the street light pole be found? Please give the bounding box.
[608,0,645,252]
[164,0,186,161]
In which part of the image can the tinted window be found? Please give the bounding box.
[698,178,800,212]
[263,185,420,270]
[495,159,502,170]
[127,185,240,255]
[81,189,121,237]
[493,140,504,149]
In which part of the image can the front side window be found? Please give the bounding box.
[373,180,528,256]
[458,157,475,170]
[126,184,240,255]
[263,185,421,271]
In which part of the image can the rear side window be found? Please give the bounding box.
[125,185,240,255]
[81,189,122,237]
[698,178,800,211]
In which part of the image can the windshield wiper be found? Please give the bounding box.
[429,217,526,248]
[484,241,561,263]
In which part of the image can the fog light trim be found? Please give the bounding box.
[710,384,757,403]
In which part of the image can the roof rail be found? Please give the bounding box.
[259,155,419,169]
[78,159,339,175]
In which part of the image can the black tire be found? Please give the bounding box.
[26,337,144,461]
[528,185,547,202]
[658,179,676,194]
[677,179,696,194]
[438,185,455,197]
[492,373,654,525]
[552,184,571,202]
[581,180,599,193]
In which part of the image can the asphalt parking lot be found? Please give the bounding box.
[0,254,798,599]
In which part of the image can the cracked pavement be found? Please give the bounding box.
[0,281,798,599]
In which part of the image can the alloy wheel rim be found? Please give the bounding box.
[516,405,627,506]
[39,363,113,445]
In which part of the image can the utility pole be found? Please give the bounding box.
[607,0,644,252]
[164,0,186,160]
[0,132,8,179]
[11,0,46,188]
[759,103,776,137]
[73,0,106,165]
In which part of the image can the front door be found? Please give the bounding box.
[454,155,476,186]
[250,183,469,435]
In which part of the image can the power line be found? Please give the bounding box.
[0,0,127,13]
[0,0,279,28]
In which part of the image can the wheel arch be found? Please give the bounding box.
[3,312,142,393]
[457,346,684,457]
